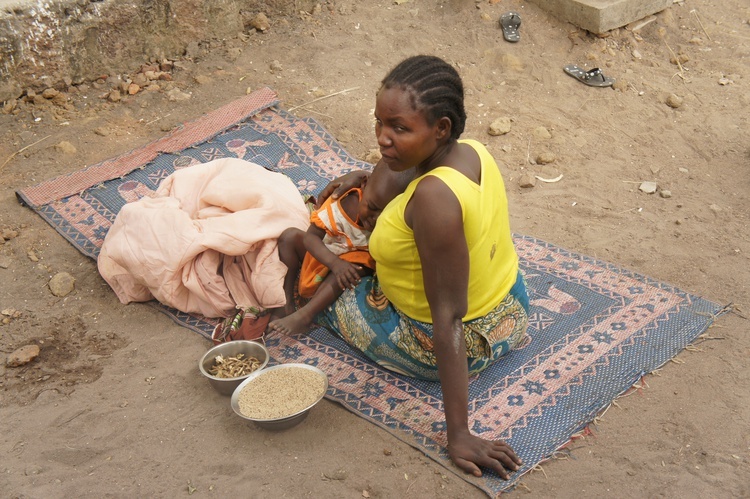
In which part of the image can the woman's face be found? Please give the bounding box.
[374,86,444,172]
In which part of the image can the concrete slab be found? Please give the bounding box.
[526,0,673,34]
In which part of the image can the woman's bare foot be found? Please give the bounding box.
[268,311,312,335]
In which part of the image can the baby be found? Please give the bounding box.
[268,162,402,335]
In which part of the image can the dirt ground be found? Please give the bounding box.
[1,0,748,497]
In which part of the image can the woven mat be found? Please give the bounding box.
[17,89,725,497]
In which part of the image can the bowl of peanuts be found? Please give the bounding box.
[230,363,328,430]
[199,340,269,396]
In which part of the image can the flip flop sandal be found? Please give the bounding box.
[563,64,615,87]
[499,12,521,43]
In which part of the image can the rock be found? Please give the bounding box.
[226,48,242,61]
[250,13,271,32]
[536,151,556,164]
[488,117,512,136]
[519,174,536,188]
[533,126,552,140]
[127,83,140,95]
[0,255,11,269]
[55,141,77,155]
[666,94,683,108]
[166,88,192,102]
[337,128,353,143]
[132,73,148,87]
[49,272,76,297]
[660,189,672,198]
[612,79,628,92]
[193,75,212,85]
[42,88,59,99]
[93,127,109,137]
[270,60,283,73]
[1,229,18,240]
[670,53,690,65]
[6,344,40,367]
[364,148,381,164]
[27,250,39,262]
[639,181,658,194]
[107,89,122,102]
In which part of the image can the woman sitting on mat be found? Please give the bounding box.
[268,162,404,335]
[300,55,529,479]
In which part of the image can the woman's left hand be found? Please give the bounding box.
[448,431,522,480]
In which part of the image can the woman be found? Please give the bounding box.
[316,55,529,479]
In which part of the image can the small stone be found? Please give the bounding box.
[532,126,552,140]
[639,181,658,194]
[6,344,40,367]
[1,229,18,240]
[718,77,733,86]
[488,117,512,136]
[270,60,283,72]
[27,250,39,262]
[107,89,122,102]
[480,12,491,21]
[132,73,148,87]
[669,53,690,65]
[501,145,512,153]
[42,88,59,99]
[518,174,536,188]
[55,141,77,155]
[166,88,191,102]
[536,151,556,164]
[0,255,11,269]
[612,79,628,92]
[250,12,271,32]
[127,83,140,95]
[678,167,689,174]
[364,148,381,164]
[659,189,672,198]
[709,204,722,213]
[49,272,76,297]
[93,127,109,137]
[666,94,683,108]
[193,75,212,85]
[632,49,642,59]
[337,128,354,144]
[689,37,703,45]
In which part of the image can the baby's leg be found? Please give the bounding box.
[269,266,371,335]
[273,227,306,319]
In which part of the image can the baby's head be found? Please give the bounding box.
[358,159,410,232]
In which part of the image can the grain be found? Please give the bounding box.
[237,367,326,419]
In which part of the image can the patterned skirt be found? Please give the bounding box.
[317,271,529,381]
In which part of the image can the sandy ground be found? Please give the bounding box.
[1,0,749,497]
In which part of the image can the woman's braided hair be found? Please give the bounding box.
[381,55,466,140]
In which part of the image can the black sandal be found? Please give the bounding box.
[499,12,521,43]
[563,65,615,87]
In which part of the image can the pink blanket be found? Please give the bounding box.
[97,158,310,318]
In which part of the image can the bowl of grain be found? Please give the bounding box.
[230,363,328,430]
[199,340,269,396]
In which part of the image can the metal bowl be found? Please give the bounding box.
[230,363,328,430]
[199,340,269,396]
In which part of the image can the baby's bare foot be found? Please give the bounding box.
[268,312,311,335]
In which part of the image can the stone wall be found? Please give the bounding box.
[0,0,315,102]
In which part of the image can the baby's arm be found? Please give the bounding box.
[302,226,362,290]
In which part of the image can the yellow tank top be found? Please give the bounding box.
[369,139,518,323]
